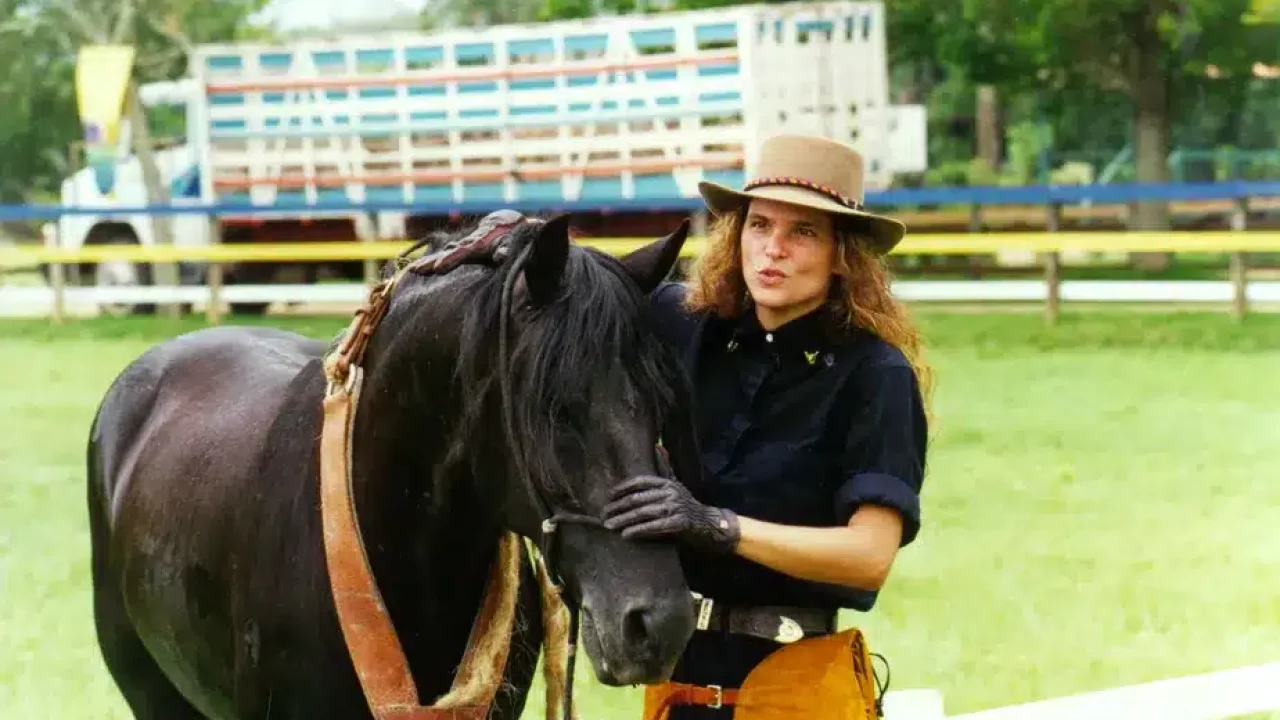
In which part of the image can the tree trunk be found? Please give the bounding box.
[126,81,181,316]
[976,84,1001,172]
[1129,0,1172,269]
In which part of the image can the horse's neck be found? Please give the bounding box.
[349,354,509,707]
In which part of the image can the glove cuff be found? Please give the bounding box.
[701,507,741,554]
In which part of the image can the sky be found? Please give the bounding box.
[252,0,428,32]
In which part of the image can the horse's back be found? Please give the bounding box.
[90,325,324,520]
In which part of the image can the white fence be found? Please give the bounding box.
[884,661,1280,720]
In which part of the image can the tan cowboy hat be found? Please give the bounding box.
[697,134,906,254]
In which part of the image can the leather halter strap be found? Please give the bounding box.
[319,213,538,720]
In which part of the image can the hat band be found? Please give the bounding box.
[742,176,863,211]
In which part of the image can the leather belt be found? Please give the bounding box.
[691,593,835,644]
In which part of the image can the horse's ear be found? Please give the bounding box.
[619,218,690,294]
[524,214,571,305]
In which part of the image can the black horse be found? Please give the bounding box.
[86,213,700,719]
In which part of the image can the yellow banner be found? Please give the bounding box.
[76,45,136,147]
[75,45,136,194]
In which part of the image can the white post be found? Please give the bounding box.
[42,221,65,324]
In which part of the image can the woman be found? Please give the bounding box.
[602,134,932,719]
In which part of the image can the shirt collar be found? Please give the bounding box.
[726,304,843,364]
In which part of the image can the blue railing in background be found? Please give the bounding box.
[2,180,1276,223]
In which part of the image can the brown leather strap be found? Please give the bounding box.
[320,367,420,711]
[319,272,518,720]
[317,214,550,719]
[325,277,398,389]
[654,681,740,711]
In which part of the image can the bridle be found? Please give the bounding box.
[490,218,704,720]
[493,234,607,720]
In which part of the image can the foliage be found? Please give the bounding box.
[0,0,269,204]
[0,9,79,203]
[884,0,1280,189]
[3,0,1280,206]
[421,0,544,27]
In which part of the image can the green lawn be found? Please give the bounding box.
[2,310,1279,719]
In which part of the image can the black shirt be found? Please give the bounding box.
[647,281,928,613]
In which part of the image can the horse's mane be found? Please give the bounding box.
[449,224,683,511]
[327,218,683,510]
[320,218,685,715]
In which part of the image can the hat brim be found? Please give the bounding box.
[697,180,906,255]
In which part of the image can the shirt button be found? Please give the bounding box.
[765,333,774,343]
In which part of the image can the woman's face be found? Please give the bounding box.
[739,198,838,329]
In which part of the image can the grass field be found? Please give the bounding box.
[2,309,1280,719]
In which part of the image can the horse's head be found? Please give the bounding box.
[449,213,698,686]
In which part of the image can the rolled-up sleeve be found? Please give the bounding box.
[832,360,928,547]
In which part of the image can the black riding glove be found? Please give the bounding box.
[602,475,740,554]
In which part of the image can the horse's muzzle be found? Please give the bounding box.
[580,585,695,686]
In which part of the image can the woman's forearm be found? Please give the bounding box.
[732,505,903,591]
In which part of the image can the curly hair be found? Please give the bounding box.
[683,207,935,407]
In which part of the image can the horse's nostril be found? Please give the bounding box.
[623,604,654,650]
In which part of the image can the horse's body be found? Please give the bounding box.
[87,215,699,720]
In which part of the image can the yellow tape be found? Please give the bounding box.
[3,232,1280,269]
[895,231,1280,254]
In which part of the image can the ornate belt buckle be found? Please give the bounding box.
[775,615,804,643]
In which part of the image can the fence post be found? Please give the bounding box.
[364,212,380,286]
[1230,197,1248,320]
[206,214,223,325]
[1044,203,1061,325]
[43,221,65,325]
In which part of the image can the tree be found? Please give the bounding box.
[891,0,1280,229]
[422,0,646,27]
[421,0,544,28]
[0,3,79,205]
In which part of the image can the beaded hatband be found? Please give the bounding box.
[742,176,864,211]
